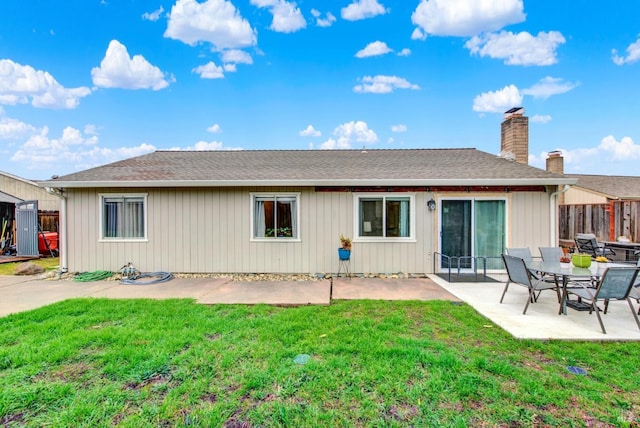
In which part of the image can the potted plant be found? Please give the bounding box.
[338,235,351,260]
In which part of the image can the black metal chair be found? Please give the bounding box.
[574,233,615,259]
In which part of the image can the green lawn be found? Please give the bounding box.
[0,299,638,427]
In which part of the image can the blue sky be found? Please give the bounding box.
[1,0,639,180]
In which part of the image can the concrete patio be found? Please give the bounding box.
[1,273,639,341]
[432,273,640,341]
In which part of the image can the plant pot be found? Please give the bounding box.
[338,248,351,260]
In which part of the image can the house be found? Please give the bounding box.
[1,171,61,254]
[545,151,640,243]
[0,171,60,212]
[40,111,575,276]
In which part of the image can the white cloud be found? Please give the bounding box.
[521,76,577,99]
[221,49,253,64]
[355,41,392,58]
[391,124,407,133]
[465,31,565,66]
[91,40,172,90]
[164,0,257,50]
[353,75,420,94]
[531,114,552,124]
[311,9,336,27]
[320,120,378,149]
[9,125,156,175]
[341,0,388,21]
[529,136,640,174]
[0,117,36,140]
[472,84,523,113]
[299,125,321,137]
[223,63,237,72]
[142,6,164,21]
[612,35,640,65]
[169,140,243,151]
[411,0,525,37]
[397,48,411,57]
[251,0,306,33]
[207,123,222,133]
[193,61,225,79]
[0,59,91,109]
[411,28,427,41]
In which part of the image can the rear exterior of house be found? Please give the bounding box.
[41,146,574,276]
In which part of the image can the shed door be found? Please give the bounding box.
[16,200,39,256]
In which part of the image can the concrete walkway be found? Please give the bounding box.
[0,275,458,317]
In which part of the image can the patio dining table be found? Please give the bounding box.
[526,261,628,315]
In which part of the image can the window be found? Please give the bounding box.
[252,194,299,239]
[100,194,147,240]
[356,194,414,239]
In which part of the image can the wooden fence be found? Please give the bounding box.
[39,211,59,233]
[559,201,640,242]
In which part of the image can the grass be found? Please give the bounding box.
[0,298,638,427]
[0,257,59,276]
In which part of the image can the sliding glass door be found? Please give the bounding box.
[440,198,506,271]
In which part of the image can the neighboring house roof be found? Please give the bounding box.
[40,149,576,188]
[566,174,640,200]
[0,171,39,186]
[0,190,23,204]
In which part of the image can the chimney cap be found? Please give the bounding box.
[548,150,562,158]
[504,107,525,118]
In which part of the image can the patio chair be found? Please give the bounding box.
[564,267,640,334]
[500,254,561,314]
[574,233,615,259]
[506,247,542,279]
[538,247,564,262]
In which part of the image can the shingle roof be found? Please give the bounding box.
[41,149,574,188]
[567,174,640,200]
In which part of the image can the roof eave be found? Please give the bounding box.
[40,178,578,189]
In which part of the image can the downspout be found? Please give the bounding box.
[550,184,570,246]
[44,187,68,273]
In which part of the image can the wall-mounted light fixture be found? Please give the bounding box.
[427,198,436,211]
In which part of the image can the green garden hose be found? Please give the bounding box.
[74,270,114,282]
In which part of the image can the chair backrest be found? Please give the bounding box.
[574,236,599,257]
[596,268,639,300]
[539,247,564,262]
[505,248,533,263]
[501,254,532,287]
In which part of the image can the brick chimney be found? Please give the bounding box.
[500,107,528,164]
[546,150,564,174]
[546,150,565,203]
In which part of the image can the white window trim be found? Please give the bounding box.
[250,192,301,242]
[353,193,416,243]
[98,193,148,242]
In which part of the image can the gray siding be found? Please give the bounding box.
[0,174,60,211]
[64,187,553,274]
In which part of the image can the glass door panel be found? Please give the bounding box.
[474,200,506,270]
[440,200,472,269]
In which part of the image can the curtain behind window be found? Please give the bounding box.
[103,196,144,239]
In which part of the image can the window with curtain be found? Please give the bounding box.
[357,195,412,239]
[253,194,298,239]
[101,195,146,239]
